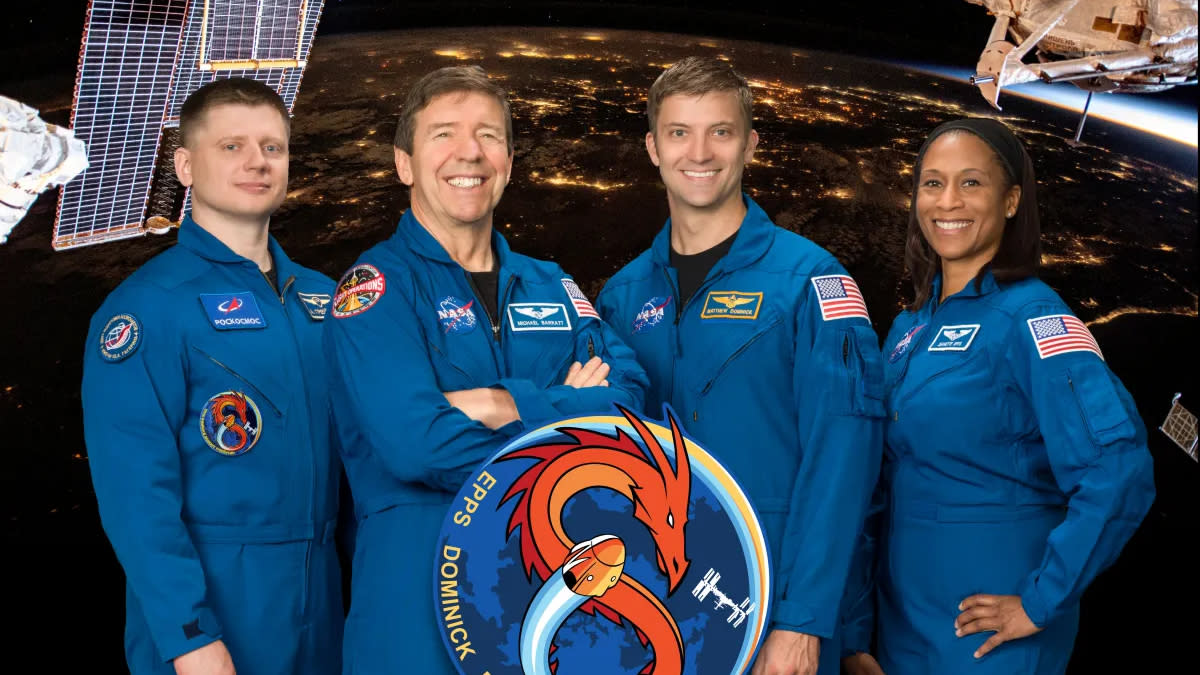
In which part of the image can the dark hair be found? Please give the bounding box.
[393,65,513,154]
[904,121,1041,310]
[179,78,290,146]
[647,56,753,134]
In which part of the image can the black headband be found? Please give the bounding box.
[914,117,1028,185]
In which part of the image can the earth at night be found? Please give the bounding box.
[0,27,1195,672]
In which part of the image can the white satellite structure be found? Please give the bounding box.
[691,568,756,628]
[48,0,326,251]
[964,0,1197,140]
[0,96,88,244]
[1160,393,1198,462]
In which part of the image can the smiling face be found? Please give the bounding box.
[916,131,1021,278]
[395,90,513,232]
[174,103,289,226]
[646,91,758,221]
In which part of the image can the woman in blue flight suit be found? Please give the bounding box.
[843,118,1155,675]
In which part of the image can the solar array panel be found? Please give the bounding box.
[54,0,325,251]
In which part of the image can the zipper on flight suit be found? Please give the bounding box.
[464,271,515,344]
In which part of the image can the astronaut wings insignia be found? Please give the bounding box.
[514,306,561,320]
[712,295,754,309]
[943,329,971,341]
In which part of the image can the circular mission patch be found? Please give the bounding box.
[435,406,772,675]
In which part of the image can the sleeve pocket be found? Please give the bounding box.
[846,324,886,419]
[1068,361,1138,448]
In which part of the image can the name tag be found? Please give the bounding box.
[507,303,572,331]
[700,291,763,320]
[200,292,267,330]
[927,324,980,351]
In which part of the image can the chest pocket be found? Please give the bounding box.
[189,345,288,418]
[693,311,785,395]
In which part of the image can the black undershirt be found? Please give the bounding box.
[670,230,738,306]
[470,266,500,330]
[263,255,278,293]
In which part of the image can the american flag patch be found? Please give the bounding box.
[561,278,600,319]
[811,274,870,321]
[1027,314,1104,360]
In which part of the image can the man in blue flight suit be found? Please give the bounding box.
[323,65,648,675]
[595,57,885,675]
[82,79,342,675]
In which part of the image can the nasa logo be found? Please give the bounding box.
[199,292,267,330]
[333,264,387,318]
[199,391,263,456]
[632,296,671,334]
[888,323,926,363]
[99,313,141,362]
[435,407,772,675]
[438,296,479,335]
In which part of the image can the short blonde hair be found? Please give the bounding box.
[647,56,753,134]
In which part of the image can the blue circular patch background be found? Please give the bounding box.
[438,296,479,335]
[199,391,263,456]
[99,313,141,362]
[435,410,772,675]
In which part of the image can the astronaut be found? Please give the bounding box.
[322,65,648,674]
[595,56,884,675]
[81,78,342,675]
[0,94,87,242]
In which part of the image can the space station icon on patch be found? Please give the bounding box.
[435,406,772,675]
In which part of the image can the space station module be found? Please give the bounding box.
[0,95,88,243]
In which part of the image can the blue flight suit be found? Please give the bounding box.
[596,196,885,674]
[869,272,1154,673]
[82,217,344,674]
[323,210,648,675]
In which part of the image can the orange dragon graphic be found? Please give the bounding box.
[208,392,253,453]
[498,407,693,675]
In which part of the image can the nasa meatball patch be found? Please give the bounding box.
[99,313,141,362]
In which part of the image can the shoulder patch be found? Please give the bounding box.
[296,292,331,321]
[811,274,869,321]
[561,278,600,319]
[333,264,386,318]
[1027,314,1103,360]
[99,313,141,362]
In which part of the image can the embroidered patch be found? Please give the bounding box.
[633,295,672,334]
[927,324,980,352]
[888,323,926,363]
[507,303,572,332]
[333,264,386,318]
[811,274,870,321]
[438,296,478,335]
[561,278,600,319]
[297,292,331,321]
[199,391,262,456]
[700,291,763,320]
[199,292,267,330]
[99,313,141,362]
[1027,314,1103,360]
